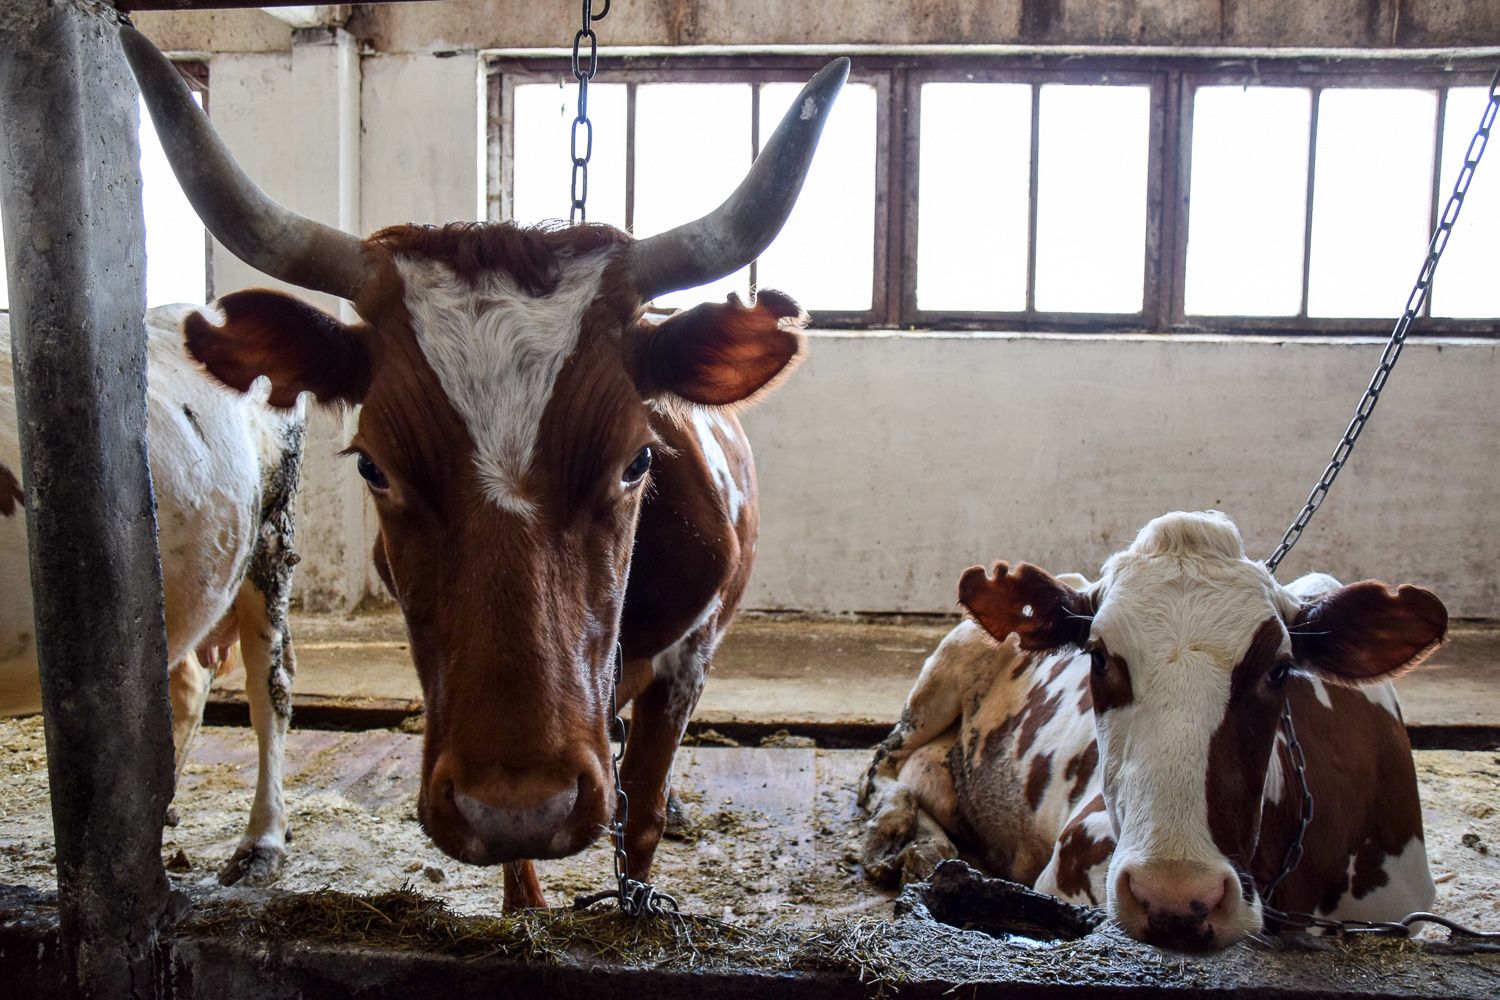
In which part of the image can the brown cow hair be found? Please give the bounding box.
[958,561,1094,652]
[1289,581,1447,684]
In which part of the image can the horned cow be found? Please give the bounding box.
[123,28,848,909]
[861,510,1442,950]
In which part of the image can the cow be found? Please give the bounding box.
[860,510,1443,951]
[2,304,305,886]
[121,27,848,910]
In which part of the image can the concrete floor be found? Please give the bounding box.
[213,612,1500,732]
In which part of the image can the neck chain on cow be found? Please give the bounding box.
[1257,703,1500,941]
[574,642,680,916]
[568,0,609,224]
[1265,64,1499,576]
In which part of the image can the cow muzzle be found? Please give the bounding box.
[1112,859,1258,951]
[425,758,609,865]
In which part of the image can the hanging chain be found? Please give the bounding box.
[1266,64,1500,574]
[573,643,680,917]
[1261,705,1313,905]
[568,0,609,224]
[1257,705,1500,941]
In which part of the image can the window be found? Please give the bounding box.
[0,65,209,313]
[490,54,1499,335]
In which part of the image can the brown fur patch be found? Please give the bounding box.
[1204,618,1285,872]
[1054,795,1112,904]
[1063,742,1098,804]
[1088,644,1134,713]
[0,462,21,516]
[1025,752,1053,810]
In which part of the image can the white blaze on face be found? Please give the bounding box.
[396,252,612,517]
[1090,511,1295,943]
[690,408,746,524]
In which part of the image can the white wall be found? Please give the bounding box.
[189,37,1500,619]
[740,332,1500,617]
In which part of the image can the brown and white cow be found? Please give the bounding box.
[861,510,1443,950]
[2,304,305,886]
[123,28,846,909]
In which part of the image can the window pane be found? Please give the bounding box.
[1307,89,1436,318]
[1034,84,1150,314]
[634,83,751,309]
[915,83,1031,312]
[1,95,210,311]
[1431,87,1500,318]
[139,93,208,307]
[511,82,626,230]
[756,81,877,313]
[1184,86,1310,316]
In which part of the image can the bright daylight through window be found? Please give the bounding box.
[0,92,207,313]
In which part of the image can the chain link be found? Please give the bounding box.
[573,643,680,917]
[1261,705,1313,905]
[1266,64,1500,573]
[568,0,609,224]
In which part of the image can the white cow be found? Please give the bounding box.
[1,304,304,885]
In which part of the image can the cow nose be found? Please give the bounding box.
[453,782,581,859]
[1116,861,1237,950]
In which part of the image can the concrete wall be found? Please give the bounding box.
[130,4,1500,617]
[740,333,1500,617]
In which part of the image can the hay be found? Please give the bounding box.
[186,884,910,985]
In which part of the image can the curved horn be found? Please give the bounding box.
[627,57,850,303]
[119,25,365,300]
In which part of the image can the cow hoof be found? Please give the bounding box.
[218,845,287,887]
[164,806,180,828]
[663,788,695,838]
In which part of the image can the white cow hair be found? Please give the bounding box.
[395,251,613,517]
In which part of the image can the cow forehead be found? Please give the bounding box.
[394,251,614,519]
[1092,538,1291,676]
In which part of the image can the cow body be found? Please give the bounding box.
[1,304,304,885]
[124,29,846,909]
[862,512,1440,949]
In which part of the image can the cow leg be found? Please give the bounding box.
[502,860,548,912]
[1034,794,1114,906]
[861,730,960,887]
[217,580,295,886]
[619,636,709,883]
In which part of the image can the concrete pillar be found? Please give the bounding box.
[209,28,366,611]
[0,2,174,997]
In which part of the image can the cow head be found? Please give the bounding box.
[123,27,845,866]
[959,511,1445,950]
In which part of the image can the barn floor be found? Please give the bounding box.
[5,616,1500,996]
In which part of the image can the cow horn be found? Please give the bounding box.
[626,57,850,303]
[119,26,366,301]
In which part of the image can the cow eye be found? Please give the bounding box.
[622,447,651,486]
[1268,660,1293,687]
[1089,648,1108,674]
[356,452,388,490]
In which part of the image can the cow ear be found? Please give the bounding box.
[183,289,372,408]
[1290,581,1447,682]
[627,289,807,406]
[958,561,1094,651]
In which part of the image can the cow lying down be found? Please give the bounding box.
[860,510,1443,951]
[1,305,304,887]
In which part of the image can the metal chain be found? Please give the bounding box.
[573,643,680,917]
[568,0,609,224]
[1261,704,1313,905]
[1266,64,1500,573]
[1258,705,1500,941]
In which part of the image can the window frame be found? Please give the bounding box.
[488,52,1500,337]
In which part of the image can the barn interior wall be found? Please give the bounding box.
[133,3,1500,617]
